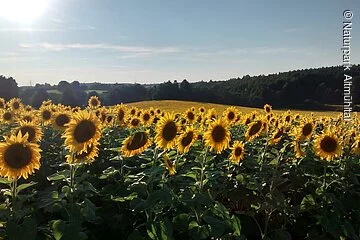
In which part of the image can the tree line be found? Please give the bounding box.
[0,65,359,110]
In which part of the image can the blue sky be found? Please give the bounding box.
[0,0,359,86]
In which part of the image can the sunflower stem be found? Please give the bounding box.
[152,147,158,167]
[199,148,207,191]
[323,163,327,194]
[10,178,17,215]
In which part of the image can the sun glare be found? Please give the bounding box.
[0,0,48,23]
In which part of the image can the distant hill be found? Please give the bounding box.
[13,65,360,110]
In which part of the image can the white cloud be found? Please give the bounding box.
[19,42,182,55]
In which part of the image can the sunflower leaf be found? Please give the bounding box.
[16,181,37,194]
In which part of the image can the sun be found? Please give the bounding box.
[0,0,49,23]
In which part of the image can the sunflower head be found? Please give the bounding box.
[204,118,231,154]
[264,104,272,114]
[52,112,71,131]
[141,110,152,126]
[314,130,343,161]
[121,131,152,157]
[269,126,284,145]
[9,98,22,111]
[62,110,102,154]
[229,141,245,164]
[155,112,179,150]
[88,96,101,108]
[177,127,197,154]
[1,110,14,123]
[0,132,41,180]
[15,121,43,143]
[223,106,237,124]
[129,117,141,128]
[245,119,263,141]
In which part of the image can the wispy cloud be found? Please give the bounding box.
[19,42,181,55]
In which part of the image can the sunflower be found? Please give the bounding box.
[141,110,152,126]
[264,104,272,114]
[116,104,127,125]
[155,113,179,150]
[185,109,196,123]
[223,106,237,125]
[269,126,284,145]
[88,96,101,108]
[0,132,41,180]
[129,107,137,116]
[121,131,152,157]
[162,154,176,176]
[229,141,245,164]
[52,112,71,131]
[245,119,263,141]
[129,117,141,128]
[66,143,99,164]
[9,98,22,111]
[63,110,102,154]
[204,118,231,153]
[314,130,343,161]
[243,115,251,125]
[14,121,43,143]
[39,106,53,124]
[199,106,205,114]
[1,110,14,124]
[298,121,314,140]
[177,127,197,154]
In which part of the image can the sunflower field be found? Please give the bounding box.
[0,97,359,240]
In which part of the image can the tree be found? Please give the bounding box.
[31,88,49,108]
[0,75,19,100]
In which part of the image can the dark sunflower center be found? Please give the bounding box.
[320,136,338,153]
[90,98,99,106]
[131,118,140,127]
[265,107,271,113]
[227,112,235,120]
[13,102,20,109]
[107,116,113,122]
[0,102,4,108]
[126,132,148,150]
[211,125,226,142]
[187,112,195,120]
[130,109,136,115]
[181,131,194,147]
[4,143,32,169]
[358,141,360,149]
[55,114,70,127]
[234,147,242,156]
[285,116,291,122]
[181,119,186,125]
[4,112,12,121]
[42,110,51,120]
[200,108,204,112]
[245,118,251,125]
[101,113,106,122]
[249,121,262,136]
[74,120,96,143]
[302,123,313,136]
[19,126,36,142]
[118,110,125,121]
[143,113,150,122]
[162,121,177,141]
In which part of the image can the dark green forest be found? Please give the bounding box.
[1,65,360,110]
